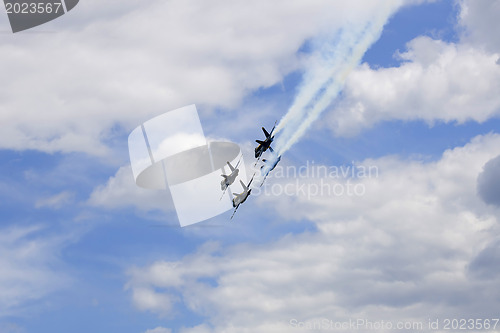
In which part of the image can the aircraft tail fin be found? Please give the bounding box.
[256,140,265,144]
[262,127,270,138]
[227,161,235,172]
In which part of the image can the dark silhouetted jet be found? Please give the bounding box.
[254,121,276,159]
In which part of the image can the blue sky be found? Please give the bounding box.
[1,1,500,332]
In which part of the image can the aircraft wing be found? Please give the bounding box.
[268,121,277,137]
[262,127,270,138]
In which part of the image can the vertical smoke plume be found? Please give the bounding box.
[261,3,399,177]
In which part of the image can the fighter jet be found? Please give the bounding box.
[220,159,241,200]
[220,160,240,191]
[230,174,255,219]
[261,148,281,172]
[254,121,277,159]
[259,147,281,186]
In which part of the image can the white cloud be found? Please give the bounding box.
[144,327,172,333]
[0,225,70,316]
[458,0,500,52]
[87,165,174,213]
[132,287,176,317]
[0,322,23,333]
[35,190,74,209]
[126,133,500,332]
[477,154,500,206]
[0,0,412,155]
[178,325,212,333]
[318,0,500,137]
[325,36,500,136]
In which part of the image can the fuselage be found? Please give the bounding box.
[232,190,251,207]
[261,156,281,172]
[220,169,239,190]
[269,156,281,171]
[255,140,272,158]
[254,125,275,158]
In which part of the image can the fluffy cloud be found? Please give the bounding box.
[458,0,500,52]
[126,134,500,332]
[35,190,75,209]
[0,0,410,155]
[87,165,174,213]
[321,0,500,137]
[325,36,500,136]
[132,286,176,316]
[477,155,500,206]
[144,327,172,333]
[469,239,500,280]
[0,225,70,316]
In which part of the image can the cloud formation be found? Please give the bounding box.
[87,165,174,213]
[320,0,500,137]
[458,0,500,52]
[0,225,70,316]
[35,190,75,209]
[144,327,172,333]
[325,36,500,136]
[127,133,500,332]
[0,0,411,155]
[477,155,500,206]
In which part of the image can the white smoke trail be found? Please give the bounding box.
[259,4,398,179]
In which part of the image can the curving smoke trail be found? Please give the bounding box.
[259,4,398,179]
